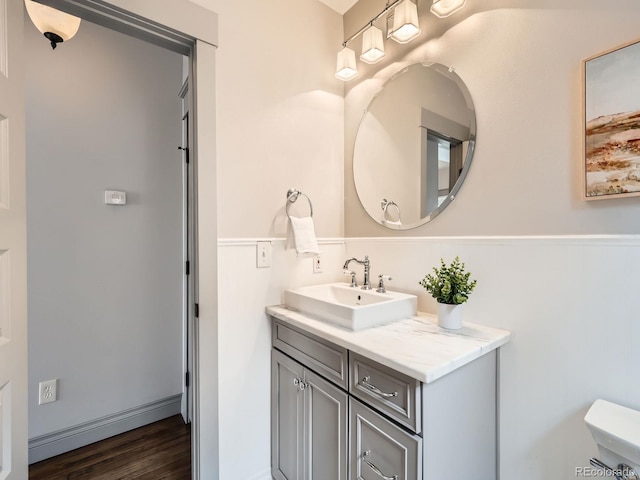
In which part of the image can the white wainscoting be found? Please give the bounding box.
[217,238,346,480]
[346,236,640,480]
[216,235,640,479]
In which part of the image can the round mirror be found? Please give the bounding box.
[353,63,476,230]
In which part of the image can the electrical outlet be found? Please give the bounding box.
[313,254,323,273]
[256,241,272,268]
[39,379,57,405]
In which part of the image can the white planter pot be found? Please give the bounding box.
[437,302,464,330]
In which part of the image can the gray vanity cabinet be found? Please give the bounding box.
[271,315,498,480]
[271,349,348,480]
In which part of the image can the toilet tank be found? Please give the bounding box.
[585,399,640,469]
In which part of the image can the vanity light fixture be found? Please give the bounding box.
[335,0,420,81]
[430,0,466,18]
[24,0,81,50]
[360,24,385,64]
[335,46,358,81]
[390,0,421,44]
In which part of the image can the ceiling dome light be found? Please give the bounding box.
[391,0,420,44]
[24,0,81,50]
[360,24,385,64]
[335,46,358,81]
[430,0,466,18]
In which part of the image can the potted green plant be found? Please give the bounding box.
[419,256,477,329]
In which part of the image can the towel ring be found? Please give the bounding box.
[286,188,313,218]
[381,198,401,222]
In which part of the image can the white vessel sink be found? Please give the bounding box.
[283,282,417,331]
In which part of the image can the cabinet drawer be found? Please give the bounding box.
[350,353,421,434]
[350,398,422,480]
[272,318,348,389]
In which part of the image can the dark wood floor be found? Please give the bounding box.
[29,415,191,480]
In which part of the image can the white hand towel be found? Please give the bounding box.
[382,219,403,227]
[288,216,320,256]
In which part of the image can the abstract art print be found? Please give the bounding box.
[584,39,640,199]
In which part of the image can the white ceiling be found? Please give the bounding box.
[317,0,359,15]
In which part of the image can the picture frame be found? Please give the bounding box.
[583,38,640,200]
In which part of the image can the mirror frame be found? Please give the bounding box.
[353,62,477,230]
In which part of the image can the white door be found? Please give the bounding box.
[0,0,28,478]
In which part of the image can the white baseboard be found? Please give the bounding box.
[28,394,182,464]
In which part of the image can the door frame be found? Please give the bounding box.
[2,1,28,478]
[179,77,194,425]
[34,1,220,478]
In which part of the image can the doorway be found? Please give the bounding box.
[25,10,189,464]
[18,1,219,479]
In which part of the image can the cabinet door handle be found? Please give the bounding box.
[293,378,307,391]
[360,376,398,398]
[362,450,398,480]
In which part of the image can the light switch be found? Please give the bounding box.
[105,190,127,205]
[257,241,272,268]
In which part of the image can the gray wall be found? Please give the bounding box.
[25,17,184,438]
[345,0,640,236]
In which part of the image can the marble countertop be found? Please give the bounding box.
[266,305,511,384]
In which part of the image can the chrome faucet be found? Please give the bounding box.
[342,255,371,290]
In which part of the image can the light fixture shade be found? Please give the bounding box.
[335,46,358,81]
[24,0,81,48]
[360,25,385,64]
[391,0,420,44]
[430,0,466,18]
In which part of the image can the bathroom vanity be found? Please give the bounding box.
[267,305,511,480]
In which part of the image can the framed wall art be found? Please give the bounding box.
[584,38,640,199]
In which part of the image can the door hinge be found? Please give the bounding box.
[185,371,190,388]
[186,261,190,275]
[195,303,199,318]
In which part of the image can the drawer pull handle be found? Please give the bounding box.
[362,450,398,480]
[361,376,398,398]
